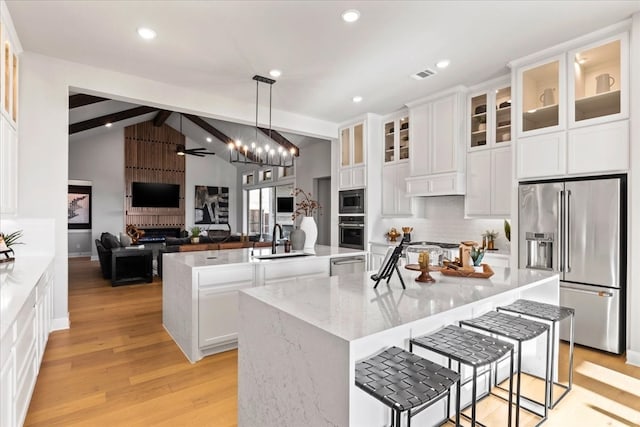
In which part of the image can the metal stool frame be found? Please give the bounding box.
[410,325,515,427]
[460,311,550,427]
[355,346,460,427]
[497,299,575,409]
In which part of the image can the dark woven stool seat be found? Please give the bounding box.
[499,299,574,322]
[355,346,460,426]
[461,310,549,341]
[461,311,551,426]
[411,325,513,367]
[411,325,515,426]
[498,299,576,409]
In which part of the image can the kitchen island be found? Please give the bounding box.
[162,245,367,363]
[238,266,559,427]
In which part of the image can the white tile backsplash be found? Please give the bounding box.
[372,196,511,251]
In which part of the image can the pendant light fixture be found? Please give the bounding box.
[228,75,295,167]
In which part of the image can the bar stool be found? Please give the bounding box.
[460,311,550,426]
[410,325,515,427]
[355,346,460,427]
[497,299,575,408]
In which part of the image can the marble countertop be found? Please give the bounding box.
[163,245,367,268]
[242,267,557,342]
[1,255,53,339]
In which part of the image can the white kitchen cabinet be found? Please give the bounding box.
[567,120,628,175]
[468,79,511,150]
[517,55,565,138]
[36,267,54,364]
[465,147,511,217]
[382,163,412,217]
[1,338,15,427]
[0,116,18,215]
[406,89,466,197]
[383,112,409,164]
[517,132,567,179]
[261,257,330,286]
[1,13,20,126]
[339,122,366,189]
[568,33,629,128]
[512,28,630,179]
[369,242,395,271]
[199,281,254,349]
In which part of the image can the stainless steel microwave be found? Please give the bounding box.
[339,189,365,214]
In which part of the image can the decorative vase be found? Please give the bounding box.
[300,216,317,253]
[290,227,305,251]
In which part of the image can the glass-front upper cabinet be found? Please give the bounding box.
[340,122,365,168]
[569,34,628,127]
[495,87,511,144]
[470,94,487,149]
[520,56,563,135]
[468,82,510,150]
[383,114,409,163]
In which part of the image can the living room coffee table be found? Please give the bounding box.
[110,247,153,286]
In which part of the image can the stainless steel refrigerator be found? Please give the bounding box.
[519,175,626,354]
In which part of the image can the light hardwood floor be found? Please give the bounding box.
[25,258,640,426]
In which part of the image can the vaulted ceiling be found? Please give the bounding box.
[9,1,640,124]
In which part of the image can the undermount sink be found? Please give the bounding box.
[253,252,312,260]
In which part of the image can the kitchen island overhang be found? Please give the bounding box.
[238,267,559,427]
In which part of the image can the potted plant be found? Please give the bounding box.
[483,230,499,250]
[0,230,23,262]
[190,226,202,244]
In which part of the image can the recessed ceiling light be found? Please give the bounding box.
[269,69,282,78]
[206,137,212,142]
[342,9,360,23]
[137,27,157,40]
[105,123,112,128]
[436,59,450,69]
[352,96,363,103]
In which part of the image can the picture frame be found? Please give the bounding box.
[68,185,92,229]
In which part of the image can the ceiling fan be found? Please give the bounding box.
[176,144,216,157]
[176,113,215,157]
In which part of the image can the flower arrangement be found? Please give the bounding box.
[292,188,321,220]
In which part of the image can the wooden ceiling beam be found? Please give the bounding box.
[69,94,109,109]
[153,110,172,127]
[183,114,259,162]
[257,127,300,157]
[69,106,158,134]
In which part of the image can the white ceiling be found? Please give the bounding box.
[8,1,640,124]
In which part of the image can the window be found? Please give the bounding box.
[247,187,273,239]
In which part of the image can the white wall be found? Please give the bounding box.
[293,141,331,225]
[17,51,337,329]
[371,196,509,250]
[184,136,239,233]
[69,128,125,257]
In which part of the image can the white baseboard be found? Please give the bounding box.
[51,316,70,331]
[90,255,98,261]
[626,349,640,367]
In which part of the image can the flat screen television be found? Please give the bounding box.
[276,197,294,213]
[131,182,180,208]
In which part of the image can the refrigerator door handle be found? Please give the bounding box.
[558,190,564,273]
[565,190,572,273]
[562,286,613,298]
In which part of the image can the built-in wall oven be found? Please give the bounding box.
[339,189,365,215]
[338,216,365,250]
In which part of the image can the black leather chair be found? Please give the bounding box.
[95,239,112,279]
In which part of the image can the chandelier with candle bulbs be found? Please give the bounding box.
[228,75,296,167]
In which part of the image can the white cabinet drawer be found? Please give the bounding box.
[263,258,329,282]
[198,266,253,286]
[15,343,37,427]
[14,308,36,380]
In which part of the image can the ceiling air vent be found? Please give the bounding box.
[411,68,437,80]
